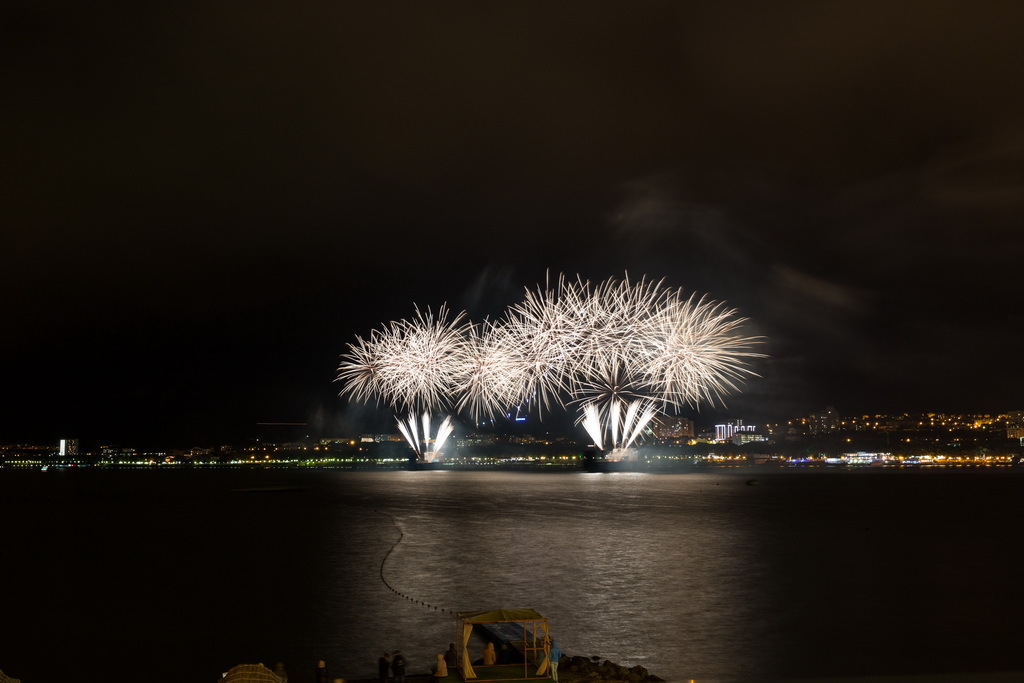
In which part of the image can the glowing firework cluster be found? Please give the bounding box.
[337,274,762,460]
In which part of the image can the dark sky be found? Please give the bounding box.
[3,2,1022,448]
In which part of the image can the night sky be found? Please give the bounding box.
[3,2,1022,448]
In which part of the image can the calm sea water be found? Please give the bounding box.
[2,467,1023,682]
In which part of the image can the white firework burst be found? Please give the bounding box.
[335,328,389,406]
[385,305,471,414]
[336,272,764,459]
[337,305,471,460]
[454,319,526,424]
[500,273,582,415]
[639,292,763,408]
[337,304,469,414]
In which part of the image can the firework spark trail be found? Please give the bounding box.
[575,276,667,361]
[384,305,471,414]
[577,397,658,452]
[640,293,763,408]
[396,414,420,455]
[569,355,648,414]
[501,274,582,416]
[432,416,455,457]
[609,400,621,449]
[557,275,668,398]
[581,404,604,450]
[395,412,458,458]
[621,400,640,446]
[455,319,526,424]
[335,328,389,406]
[501,273,664,409]
[623,400,659,449]
[420,413,431,453]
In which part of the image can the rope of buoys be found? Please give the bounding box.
[377,509,456,614]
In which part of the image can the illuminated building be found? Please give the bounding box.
[652,417,695,440]
[1006,411,1024,441]
[809,406,839,434]
[715,421,753,441]
[359,433,404,443]
[455,433,500,448]
[840,451,896,465]
[101,446,138,462]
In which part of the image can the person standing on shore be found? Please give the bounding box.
[391,650,406,683]
[548,640,562,683]
[443,643,458,671]
[378,653,391,683]
[433,652,448,682]
[314,660,329,683]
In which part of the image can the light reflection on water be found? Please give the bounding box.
[361,471,765,678]
[4,468,1024,682]
[316,469,1024,681]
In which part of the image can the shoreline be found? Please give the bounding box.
[344,655,665,683]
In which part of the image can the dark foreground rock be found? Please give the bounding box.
[349,655,664,683]
[560,656,665,683]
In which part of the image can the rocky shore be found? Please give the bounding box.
[557,655,665,683]
[351,655,664,683]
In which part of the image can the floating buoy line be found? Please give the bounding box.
[378,509,456,614]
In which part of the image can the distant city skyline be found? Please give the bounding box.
[6,406,1022,454]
